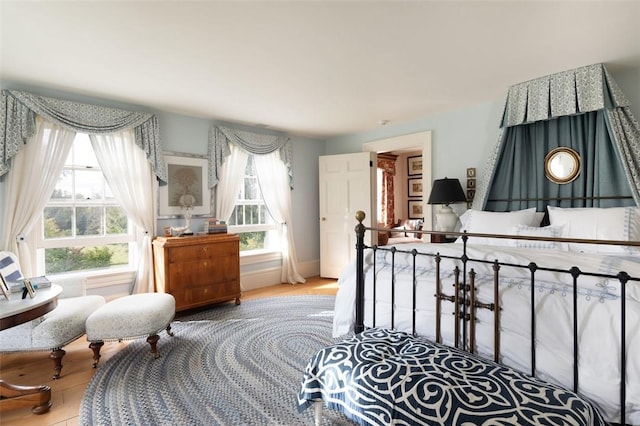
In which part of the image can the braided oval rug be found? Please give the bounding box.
[79,295,353,425]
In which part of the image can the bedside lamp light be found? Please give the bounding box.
[427,178,467,232]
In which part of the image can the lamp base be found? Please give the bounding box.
[435,205,459,232]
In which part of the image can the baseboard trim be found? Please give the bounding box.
[240,260,320,291]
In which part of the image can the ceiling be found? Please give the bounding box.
[1,1,639,139]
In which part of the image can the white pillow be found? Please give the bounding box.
[458,208,539,246]
[513,224,565,251]
[547,206,640,254]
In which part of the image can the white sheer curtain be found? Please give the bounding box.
[0,117,75,275]
[90,130,157,293]
[254,151,305,284]
[215,144,248,220]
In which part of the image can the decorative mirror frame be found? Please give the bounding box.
[544,147,581,184]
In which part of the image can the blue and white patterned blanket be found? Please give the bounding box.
[299,328,606,426]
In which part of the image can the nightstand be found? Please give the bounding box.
[430,234,457,243]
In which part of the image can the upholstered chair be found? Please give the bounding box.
[0,251,105,379]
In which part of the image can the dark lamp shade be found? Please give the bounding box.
[427,178,466,205]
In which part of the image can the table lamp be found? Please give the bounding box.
[427,177,467,232]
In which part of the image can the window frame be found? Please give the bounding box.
[227,155,280,256]
[35,134,137,275]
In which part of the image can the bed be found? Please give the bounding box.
[299,206,640,426]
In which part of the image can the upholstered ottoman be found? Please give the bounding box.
[85,292,175,367]
[0,295,105,379]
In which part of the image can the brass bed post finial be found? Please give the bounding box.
[355,211,366,334]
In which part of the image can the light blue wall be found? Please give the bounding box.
[325,66,640,210]
[2,64,639,274]
[0,80,324,268]
[325,101,504,195]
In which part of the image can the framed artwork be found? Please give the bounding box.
[467,189,476,200]
[407,156,422,176]
[158,153,211,217]
[0,273,10,300]
[467,178,476,188]
[407,177,423,197]
[408,200,423,219]
[466,167,476,178]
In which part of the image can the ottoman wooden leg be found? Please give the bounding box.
[147,334,160,359]
[49,348,65,380]
[89,341,104,368]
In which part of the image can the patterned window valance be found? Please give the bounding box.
[0,90,167,183]
[208,125,293,189]
[377,157,396,175]
[500,63,630,128]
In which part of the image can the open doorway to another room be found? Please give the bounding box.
[363,130,432,236]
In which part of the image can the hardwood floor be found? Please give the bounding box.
[0,277,338,426]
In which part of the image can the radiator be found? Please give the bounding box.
[84,270,135,301]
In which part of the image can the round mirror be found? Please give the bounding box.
[544,147,580,184]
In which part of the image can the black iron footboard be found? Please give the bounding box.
[353,210,639,426]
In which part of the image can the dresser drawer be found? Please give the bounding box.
[168,241,235,263]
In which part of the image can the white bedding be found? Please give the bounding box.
[332,241,640,424]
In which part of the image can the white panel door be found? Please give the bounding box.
[319,152,376,278]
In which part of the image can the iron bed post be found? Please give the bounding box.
[435,255,442,343]
[528,262,538,377]
[570,266,581,393]
[461,235,469,351]
[354,211,366,334]
[469,269,476,354]
[412,249,418,336]
[453,266,461,349]
[391,247,397,330]
[493,260,501,363]
[618,271,629,425]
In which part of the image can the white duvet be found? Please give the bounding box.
[333,242,640,424]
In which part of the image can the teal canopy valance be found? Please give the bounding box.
[475,63,640,210]
[0,90,167,184]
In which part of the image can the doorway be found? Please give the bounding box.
[363,131,433,230]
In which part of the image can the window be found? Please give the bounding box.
[37,134,136,274]
[227,155,278,253]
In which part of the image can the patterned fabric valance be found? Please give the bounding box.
[0,90,167,183]
[500,63,630,128]
[377,157,396,175]
[208,125,293,189]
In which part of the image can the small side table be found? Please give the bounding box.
[0,284,62,415]
[430,234,457,243]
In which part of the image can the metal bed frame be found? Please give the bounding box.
[353,210,639,425]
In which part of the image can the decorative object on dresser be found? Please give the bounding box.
[426,177,467,232]
[152,234,241,312]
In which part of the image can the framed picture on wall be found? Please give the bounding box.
[158,153,211,218]
[408,200,423,219]
[407,156,422,176]
[407,177,423,197]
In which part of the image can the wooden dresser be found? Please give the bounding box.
[152,234,241,312]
